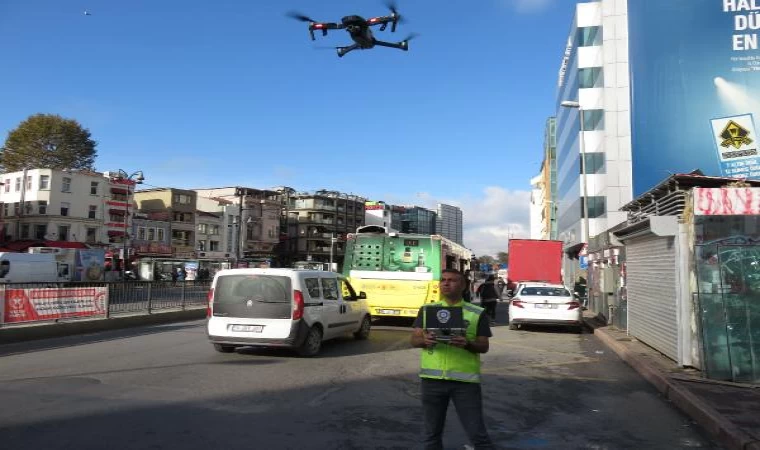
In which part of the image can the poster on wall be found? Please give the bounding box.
[710,113,760,177]
[628,1,760,194]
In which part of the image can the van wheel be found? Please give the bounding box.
[298,326,323,357]
[213,344,237,353]
[508,322,518,331]
[354,315,371,340]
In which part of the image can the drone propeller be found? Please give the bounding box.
[401,32,419,42]
[285,11,317,23]
[384,0,404,32]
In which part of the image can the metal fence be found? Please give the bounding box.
[0,280,211,326]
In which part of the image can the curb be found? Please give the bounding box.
[0,308,206,344]
[589,321,758,450]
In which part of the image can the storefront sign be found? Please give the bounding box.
[694,187,760,215]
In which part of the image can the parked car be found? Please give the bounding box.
[508,283,582,332]
[207,268,371,356]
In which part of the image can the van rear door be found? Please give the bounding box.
[213,274,293,319]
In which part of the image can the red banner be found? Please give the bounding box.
[2,287,108,324]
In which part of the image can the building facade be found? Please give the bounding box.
[543,117,558,240]
[529,174,545,239]
[435,203,463,244]
[401,206,437,235]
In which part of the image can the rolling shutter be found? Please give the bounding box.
[625,235,678,360]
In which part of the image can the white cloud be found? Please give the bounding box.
[402,186,531,258]
[507,0,555,14]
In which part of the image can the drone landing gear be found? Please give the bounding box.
[336,44,360,57]
[373,39,410,51]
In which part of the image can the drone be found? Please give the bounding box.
[287,2,416,58]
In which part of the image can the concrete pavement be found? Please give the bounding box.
[584,312,760,450]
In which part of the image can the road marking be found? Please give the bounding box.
[307,385,342,407]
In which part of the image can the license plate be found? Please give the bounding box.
[378,309,400,315]
[230,324,264,333]
[535,304,557,309]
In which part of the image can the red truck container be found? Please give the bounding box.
[506,239,563,291]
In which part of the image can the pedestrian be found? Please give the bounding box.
[171,269,178,286]
[477,275,499,325]
[411,269,494,450]
[462,269,473,303]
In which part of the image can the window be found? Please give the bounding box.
[210,225,220,235]
[197,223,208,234]
[147,228,155,241]
[581,196,606,219]
[25,176,32,190]
[172,194,192,205]
[582,152,606,174]
[39,175,50,190]
[34,224,46,240]
[90,181,99,195]
[210,240,220,251]
[578,26,602,47]
[157,228,165,242]
[62,177,72,192]
[15,177,21,192]
[3,179,9,192]
[340,279,357,300]
[578,67,604,89]
[58,225,69,241]
[304,278,322,298]
[110,213,124,222]
[138,227,146,240]
[13,203,20,215]
[2,204,8,217]
[581,109,605,131]
[0,260,9,278]
[86,227,97,243]
[197,240,206,251]
[38,201,47,215]
[60,202,70,216]
[21,223,30,239]
[321,278,339,300]
[88,205,97,219]
[24,202,32,214]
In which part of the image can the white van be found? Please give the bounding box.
[0,253,69,283]
[206,268,372,356]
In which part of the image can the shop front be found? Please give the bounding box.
[693,187,760,383]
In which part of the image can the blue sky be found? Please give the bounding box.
[0,0,576,257]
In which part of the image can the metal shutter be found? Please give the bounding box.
[625,235,678,360]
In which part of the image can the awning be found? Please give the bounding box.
[111,187,128,194]
[43,240,89,249]
[109,208,127,215]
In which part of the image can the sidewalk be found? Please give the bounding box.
[584,312,760,450]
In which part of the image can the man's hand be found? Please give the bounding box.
[449,335,468,349]
[411,328,438,349]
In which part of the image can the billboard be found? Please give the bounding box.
[629,1,760,195]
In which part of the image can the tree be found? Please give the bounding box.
[1,114,97,172]
[496,252,509,264]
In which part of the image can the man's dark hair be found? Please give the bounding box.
[441,268,464,280]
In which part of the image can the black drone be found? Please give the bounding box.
[287,2,416,58]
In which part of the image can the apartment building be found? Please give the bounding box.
[0,168,129,247]
[134,188,197,259]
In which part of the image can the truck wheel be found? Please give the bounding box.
[353,315,371,340]
[298,326,323,357]
[213,344,237,353]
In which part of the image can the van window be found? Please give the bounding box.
[321,278,339,300]
[215,275,291,303]
[304,278,322,298]
[0,261,9,278]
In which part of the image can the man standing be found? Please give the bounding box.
[411,269,494,450]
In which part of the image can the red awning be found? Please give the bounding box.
[43,241,88,249]
[111,187,128,194]
[109,208,126,215]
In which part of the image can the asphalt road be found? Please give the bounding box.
[0,305,721,450]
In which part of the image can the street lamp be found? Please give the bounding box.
[329,233,338,271]
[560,100,591,245]
[112,169,144,278]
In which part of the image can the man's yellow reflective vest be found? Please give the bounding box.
[420,301,485,383]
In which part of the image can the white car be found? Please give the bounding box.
[207,268,371,356]
[508,283,582,332]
